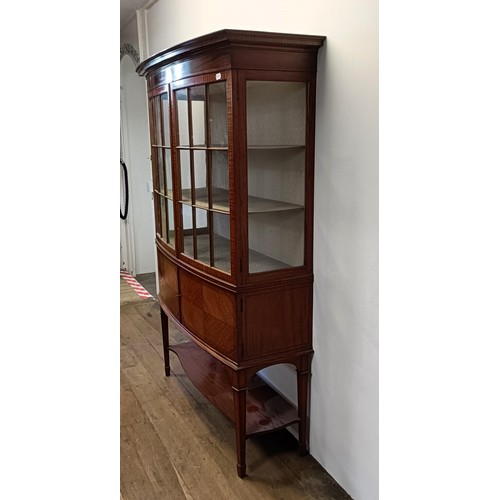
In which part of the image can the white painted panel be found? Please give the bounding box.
[121,55,156,274]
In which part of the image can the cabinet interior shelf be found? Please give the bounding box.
[183,233,292,273]
[248,145,305,150]
[155,189,174,199]
[180,187,304,214]
[169,341,300,437]
[177,145,228,151]
[174,145,304,151]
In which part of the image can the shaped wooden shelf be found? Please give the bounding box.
[182,233,292,273]
[180,187,304,214]
[169,341,300,437]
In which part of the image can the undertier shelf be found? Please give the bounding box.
[180,187,303,214]
[169,341,300,437]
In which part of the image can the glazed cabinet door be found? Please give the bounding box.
[173,75,233,278]
[149,90,176,250]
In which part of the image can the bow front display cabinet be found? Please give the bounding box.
[137,29,325,478]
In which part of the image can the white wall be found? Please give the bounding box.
[120,14,139,48]
[142,2,378,499]
[120,18,156,275]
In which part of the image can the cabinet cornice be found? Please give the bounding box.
[137,29,325,77]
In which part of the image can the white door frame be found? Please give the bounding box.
[120,68,137,275]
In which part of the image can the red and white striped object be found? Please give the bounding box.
[120,270,153,299]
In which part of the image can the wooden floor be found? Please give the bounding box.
[121,274,351,500]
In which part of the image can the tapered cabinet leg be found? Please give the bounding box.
[160,309,170,377]
[297,356,312,455]
[232,386,247,478]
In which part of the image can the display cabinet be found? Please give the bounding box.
[137,29,325,477]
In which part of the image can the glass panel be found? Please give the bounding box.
[167,199,175,248]
[161,93,171,147]
[160,197,167,241]
[165,149,173,198]
[248,211,304,273]
[208,82,227,147]
[213,212,231,273]
[211,151,229,212]
[247,148,305,206]
[246,81,307,273]
[174,82,231,275]
[157,148,165,194]
[180,149,191,203]
[153,96,162,145]
[247,81,305,147]
[190,86,206,147]
[193,150,207,206]
[182,204,194,258]
[194,208,209,265]
[176,89,189,146]
[154,193,161,236]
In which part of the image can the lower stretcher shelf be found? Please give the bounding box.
[169,341,300,437]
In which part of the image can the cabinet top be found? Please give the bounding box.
[136,29,326,77]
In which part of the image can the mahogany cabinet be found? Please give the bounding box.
[137,29,325,477]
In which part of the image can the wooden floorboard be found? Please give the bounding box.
[135,272,157,298]
[120,274,351,500]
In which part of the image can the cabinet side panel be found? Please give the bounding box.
[179,269,237,360]
[157,250,180,318]
[243,285,311,360]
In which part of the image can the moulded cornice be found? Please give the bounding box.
[136,29,326,77]
[120,42,140,65]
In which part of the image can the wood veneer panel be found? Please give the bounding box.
[181,299,204,337]
[243,285,312,360]
[179,268,237,359]
[179,270,203,307]
[157,251,179,318]
[203,284,235,326]
[169,341,299,436]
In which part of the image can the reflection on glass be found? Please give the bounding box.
[194,150,207,205]
[167,198,175,248]
[195,208,209,265]
[208,82,227,147]
[174,80,230,275]
[160,197,167,241]
[154,96,162,145]
[246,81,306,273]
[182,204,193,258]
[211,151,229,211]
[190,86,206,146]
[180,149,191,202]
[165,150,173,198]
[176,89,189,146]
[161,93,171,147]
[213,212,231,273]
[196,208,208,232]
[157,148,165,194]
